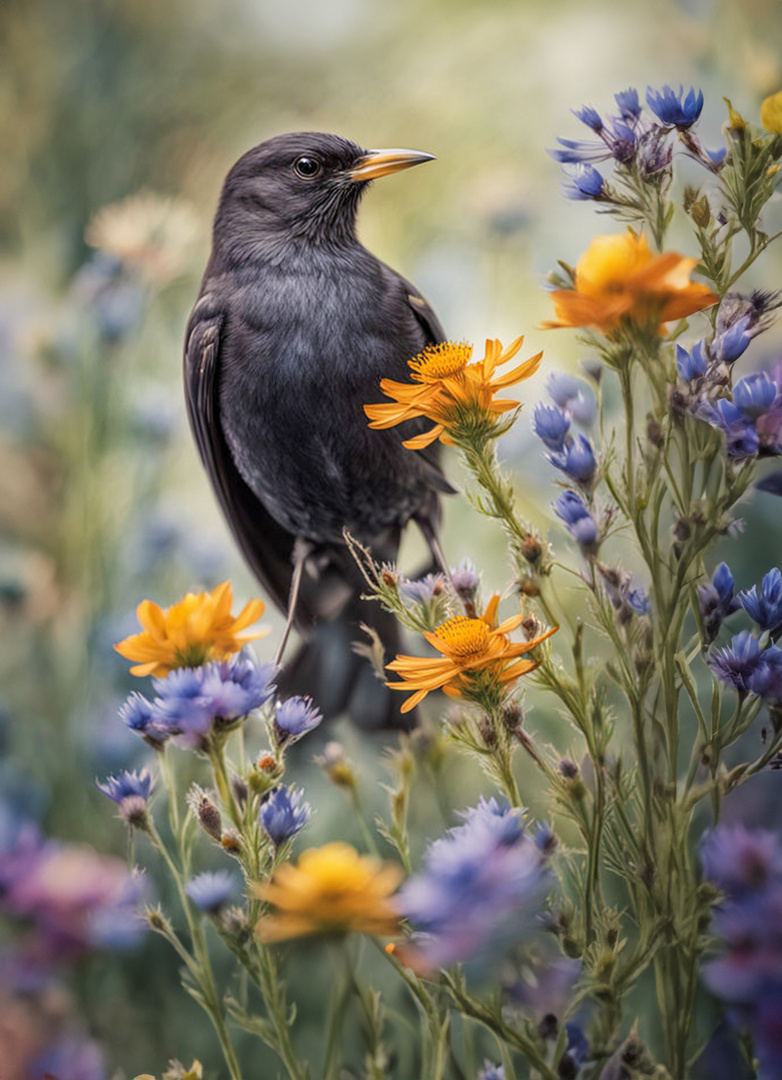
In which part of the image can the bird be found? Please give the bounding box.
[184,132,454,729]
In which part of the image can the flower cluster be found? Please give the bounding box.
[395,796,552,973]
[707,566,782,708]
[386,596,556,713]
[364,337,542,449]
[701,826,782,1078]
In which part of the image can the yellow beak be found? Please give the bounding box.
[348,148,435,182]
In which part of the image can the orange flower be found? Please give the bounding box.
[386,596,557,713]
[364,337,542,450]
[114,580,266,677]
[254,842,403,942]
[542,231,717,335]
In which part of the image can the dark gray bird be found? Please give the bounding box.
[184,132,454,728]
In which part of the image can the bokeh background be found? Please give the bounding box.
[3,0,782,1075]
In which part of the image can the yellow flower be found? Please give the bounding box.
[114,580,267,677]
[254,842,403,942]
[364,337,542,450]
[386,596,557,713]
[542,231,717,335]
[761,89,782,134]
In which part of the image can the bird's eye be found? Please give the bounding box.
[293,156,322,179]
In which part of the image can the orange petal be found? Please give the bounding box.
[403,425,444,450]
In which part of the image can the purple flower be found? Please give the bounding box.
[701,826,782,897]
[677,342,708,382]
[734,373,778,419]
[152,658,275,748]
[707,631,765,693]
[395,798,550,973]
[510,957,581,1019]
[646,84,704,128]
[118,691,167,747]
[534,404,571,451]
[615,87,642,121]
[563,165,605,201]
[546,372,596,425]
[399,573,445,604]
[96,769,153,826]
[749,647,782,705]
[637,128,674,179]
[274,695,323,745]
[698,562,740,643]
[32,1034,106,1080]
[550,435,597,484]
[715,314,752,364]
[450,558,479,601]
[572,105,603,132]
[186,870,236,912]
[259,784,311,846]
[698,399,760,458]
[553,490,599,550]
[740,568,782,637]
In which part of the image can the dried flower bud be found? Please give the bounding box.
[521,534,543,563]
[257,754,278,773]
[646,416,663,448]
[221,830,242,854]
[187,785,222,841]
[692,195,711,228]
[501,700,524,733]
[558,758,578,779]
[231,773,248,807]
[315,742,356,789]
[478,718,498,748]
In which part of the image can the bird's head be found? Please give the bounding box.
[213,132,434,257]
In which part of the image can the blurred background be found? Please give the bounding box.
[3,0,782,1075]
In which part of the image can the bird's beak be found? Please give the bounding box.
[348,148,435,182]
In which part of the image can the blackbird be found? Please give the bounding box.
[184,132,454,728]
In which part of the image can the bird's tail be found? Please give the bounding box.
[275,591,414,731]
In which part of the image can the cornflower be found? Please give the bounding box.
[698,563,739,644]
[364,337,542,450]
[385,596,557,713]
[115,580,266,677]
[186,871,236,913]
[646,85,704,128]
[739,568,782,638]
[259,785,311,846]
[542,231,717,335]
[254,843,402,942]
[96,769,154,827]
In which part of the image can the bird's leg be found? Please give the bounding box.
[274,538,313,668]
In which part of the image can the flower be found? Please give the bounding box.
[273,696,323,745]
[761,89,782,134]
[399,573,445,604]
[546,372,596,424]
[114,580,267,678]
[259,785,311,846]
[364,337,542,450]
[96,769,154,826]
[549,433,597,484]
[254,842,403,942]
[186,870,236,913]
[533,404,571,451]
[542,232,717,335]
[479,1064,504,1080]
[150,658,276,748]
[701,826,782,896]
[450,558,480,602]
[553,490,599,550]
[563,164,605,201]
[734,373,778,419]
[394,797,551,973]
[676,342,708,382]
[740,568,782,638]
[698,562,740,644]
[707,631,765,693]
[118,691,168,746]
[646,84,704,128]
[385,596,557,713]
[32,1034,106,1080]
[162,1061,204,1080]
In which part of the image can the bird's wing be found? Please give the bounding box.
[184,292,316,624]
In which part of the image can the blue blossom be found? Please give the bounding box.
[274,695,323,744]
[563,165,605,201]
[552,490,599,550]
[546,372,595,425]
[740,568,782,637]
[395,798,550,972]
[186,870,236,913]
[698,399,760,458]
[627,586,651,616]
[96,769,153,805]
[534,404,571,451]
[646,84,704,128]
[32,1034,106,1080]
[701,826,782,897]
[550,435,597,484]
[615,87,642,121]
[734,373,778,419]
[450,558,479,600]
[715,314,752,363]
[478,1063,504,1080]
[152,658,276,748]
[698,562,740,643]
[550,115,637,166]
[118,691,168,747]
[749,646,782,705]
[259,784,311,846]
[399,573,444,603]
[676,342,707,382]
[707,631,765,693]
[704,145,728,168]
[572,105,603,132]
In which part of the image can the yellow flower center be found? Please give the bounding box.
[435,616,491,657]
[409,341,473,381]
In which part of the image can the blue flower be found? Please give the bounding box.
[450,558,479,600]
[118,691,168,747]
[698,399,760,458]
[734,373,778,419]
[274,695,323,744]
[186,869,236,913]
[572,105,603,132]
[698,562,740,643]
[152,658,276,747]
[627,586,651,616]
[749,646,782,705]
[715,314,752,364]
[259,784,311,846]
[614,87,642,121]
[552,490,599,550]
[96,769,153,805]
[550,435,597,484]
[676,342,708,382]
[546,372,595,425]
[705,145,728,168]
[646,84,703,128]
[395,798,550,972]
[479,1063,504,1080]
[563,165,605,201]
[707,631,765,693]
[702,825,782,897]
[399,573,445,603]
[534,404,571,451]
[32,1034,105,1080]
[740,568,782,637]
